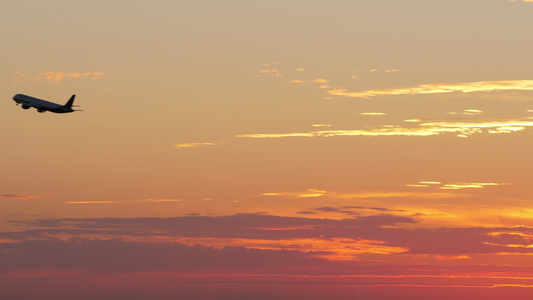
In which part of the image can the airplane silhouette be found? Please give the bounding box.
[12,94,80,113]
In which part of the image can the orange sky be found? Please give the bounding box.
[3,1,533,299]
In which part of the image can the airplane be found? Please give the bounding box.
[12,94,80,113]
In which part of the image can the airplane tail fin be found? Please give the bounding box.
[63,95,76,109]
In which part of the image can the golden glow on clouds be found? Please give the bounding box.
[360,112,386,116]
[174,142,218,148]
[464,109,483,115]
[440,182,509,190]
[298,189,327,197]
[261,189,326,198]
[174,236,407,261]
[237,118,533,139]
[434,255,471,260]
[448,109,484,116]
[261,189,460,200]
[486,231,533,250]
[407,181,509,190]
[327,80,533,99]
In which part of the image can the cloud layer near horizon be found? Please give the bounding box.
[5,213,533,295]
[6,213,533,259]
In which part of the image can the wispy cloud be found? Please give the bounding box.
[66,201,119,204]
[448,109,484,116]
[327,80,533,99]
[360,112,386,116]
[290,78,328,84]
[406,181,509,190]
[257,63,282,77]
[0,194,34,199]
[12,71,106,84]
[67,199,183,204]
[262,189,327,198]
[369,68,398,73]
[237,118,533,139]
[298,206,410,217]
[142,199,182,203]
[174,142,218,148]
[261,189,460,200]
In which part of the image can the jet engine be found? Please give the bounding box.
[21,104,30,109]
[37,109,45,113]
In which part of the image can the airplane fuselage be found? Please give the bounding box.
[13,94,75,113]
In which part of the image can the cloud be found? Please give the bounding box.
[360,112,386,116]
[5,213,418,261]
[66,201,120,204]
[299,206,410,217]
[261,189,460,200]
[175,142,218,148]
[258,64,282,77]
[66,199,183,204]
[0,238,326,273]
[0,194,34,199]
[406,181,509,190]
[290,78,329,84]
[9,214,533,259]
[327,80,533,99]
[8,214,533,297]
[12,71,106,83]
[236,118,533,139]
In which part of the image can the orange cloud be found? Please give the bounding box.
[360,112,386,116]
[174,142,218,148]
[262,189,326,198]
[258,66,282,77]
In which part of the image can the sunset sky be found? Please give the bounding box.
[3,1,533,299]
